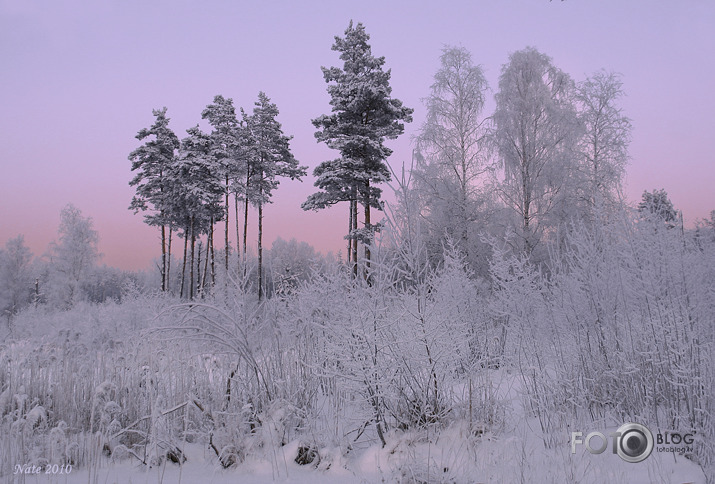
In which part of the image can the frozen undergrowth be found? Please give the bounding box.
[0,215,712,483]
[0,321,707,484]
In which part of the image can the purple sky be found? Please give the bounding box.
[1,0,713,270]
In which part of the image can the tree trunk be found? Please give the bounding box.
[235,192,241,277]
[190,217,195,300]
[523,189,531,256]
[364,181,371,272]
[243,168,251,278]
[210,220,216,286]
[197,240,203,296]
[347,200,353,266]
[522,156,532,256]
[202,226,212,294]
[161,223,166,291]
[167,226,173,294]
[225,175,230,278]
[460,156,469,251]
[460,143,469,249]
[180,227,188,299]
[258,198,264,301]
[352,196,358,278]
[243,197,249,277]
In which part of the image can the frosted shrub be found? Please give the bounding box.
[388,250,494,431]
[489,210,715,470]
[488,241,567,447]
[290,242,498,456]
[149,287,326,466]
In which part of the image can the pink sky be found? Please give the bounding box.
[1,0,713,270]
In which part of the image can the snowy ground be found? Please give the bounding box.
[6,436,706,484]
[4,369,706,484]
[1,319,708,484]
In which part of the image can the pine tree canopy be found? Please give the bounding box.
[305,21,412,212]
[128,107,180,227]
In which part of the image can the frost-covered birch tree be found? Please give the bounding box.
[414,46,491,266]
[46,204,99,307]
[492,47,581,256]
[304,21,413,275]
[575,70,631,217]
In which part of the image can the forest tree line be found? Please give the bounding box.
[3,21,715,314]
[127,21,713,296]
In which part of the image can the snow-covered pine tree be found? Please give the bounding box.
[172,125,224,299]
[202,95,245,279]
[128,107,180,291]
[245,92,306,300]
[238,107,257,275]
[304,21,413,276]
[638,188,678,227]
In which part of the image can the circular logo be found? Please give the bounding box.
[616,423,653,463]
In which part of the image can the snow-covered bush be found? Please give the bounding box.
[489,208,715,473]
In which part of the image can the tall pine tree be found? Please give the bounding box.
[128,107,180,291]
[172,125,224,299]
[246,92,306,300]
[303,21,413,276]
[202,95,245,279]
